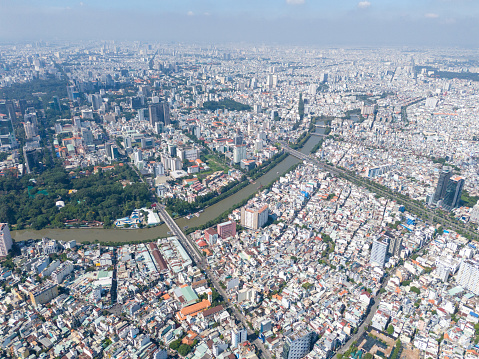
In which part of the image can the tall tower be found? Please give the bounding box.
[0,223,13,257]
[370,238,389,267]
[433,166,452,205]
[442,176,464,211]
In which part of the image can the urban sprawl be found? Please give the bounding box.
[1,43,479,359]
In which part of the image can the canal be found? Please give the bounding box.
[12,122,325,243]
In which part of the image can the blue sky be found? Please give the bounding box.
[1,0,478,46]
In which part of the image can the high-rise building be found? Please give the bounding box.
[233,145,247,164]
[178,147,199,162]
[149,102,170,127]
[470,203,479,223]
[233,135,243,146]
[134,150,143,165]
[435,260,453,282]
[23,144,43,173]
[5,100,16,122]
[155,163,165,177]
[457,260,479,295]
[130,96,143,110]
[81,128,94,146]
[241,205,269,230]
[0,223,13,257]
[91,93,102,111]
[24,121,38,140]
[168,144,177,158]
[441,176,464,211]
[385,232,402,257]
[217,220,236,239]
[0,118,18,149]
[433,167,452,205]
[231,328,248,348]
[370,238,389,267]
[266,74,275,89]
[282,328,314,359]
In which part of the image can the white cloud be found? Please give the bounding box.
[425,13,439,18]
[286,0,305,5]
[187,11,194,16]
[357,1,371,9]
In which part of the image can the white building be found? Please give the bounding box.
[470,203,479,223]
[233,145,247,164]
[0,223,12,257]
[457,260,479,295]
[241,205,269,230]
[51,261,74,284]
[370,238,389,267]
[231,328,248,348]
[282,328,314,359]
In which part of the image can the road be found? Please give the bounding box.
[157,206,272,359]
[333,278,387,358]
[279,141,479,240]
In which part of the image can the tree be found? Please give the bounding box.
[410,286,420,295]
[387,324,394,335]
[178,344,191,357]
[169,339,182,351]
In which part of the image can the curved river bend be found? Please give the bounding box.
[13,124,325,243]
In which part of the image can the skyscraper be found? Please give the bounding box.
[432,166,452,205]
[149,102,170,127]
[233,144,247,163]
[23,144,43,173]
[370,238,389,267]
[0,223,13,257]
[442,176,464,211]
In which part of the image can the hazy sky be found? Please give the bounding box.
[1,0,478,46]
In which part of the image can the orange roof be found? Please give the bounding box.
[177,299,211,320]
[162,293,170,300]
[202,248,212,256]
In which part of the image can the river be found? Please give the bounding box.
[12,122,325,243]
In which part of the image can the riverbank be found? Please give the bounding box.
[12,120,326,244]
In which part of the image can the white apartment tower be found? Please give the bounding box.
[457,260,479,295]
[0,223,12,257]
[370,238,389,267]
[231,328,248,348]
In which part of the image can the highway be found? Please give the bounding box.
[279,141,479,241]
[157,205,272,359]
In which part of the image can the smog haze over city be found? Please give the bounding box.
[1,0,479,46]
[2,1,479,359]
